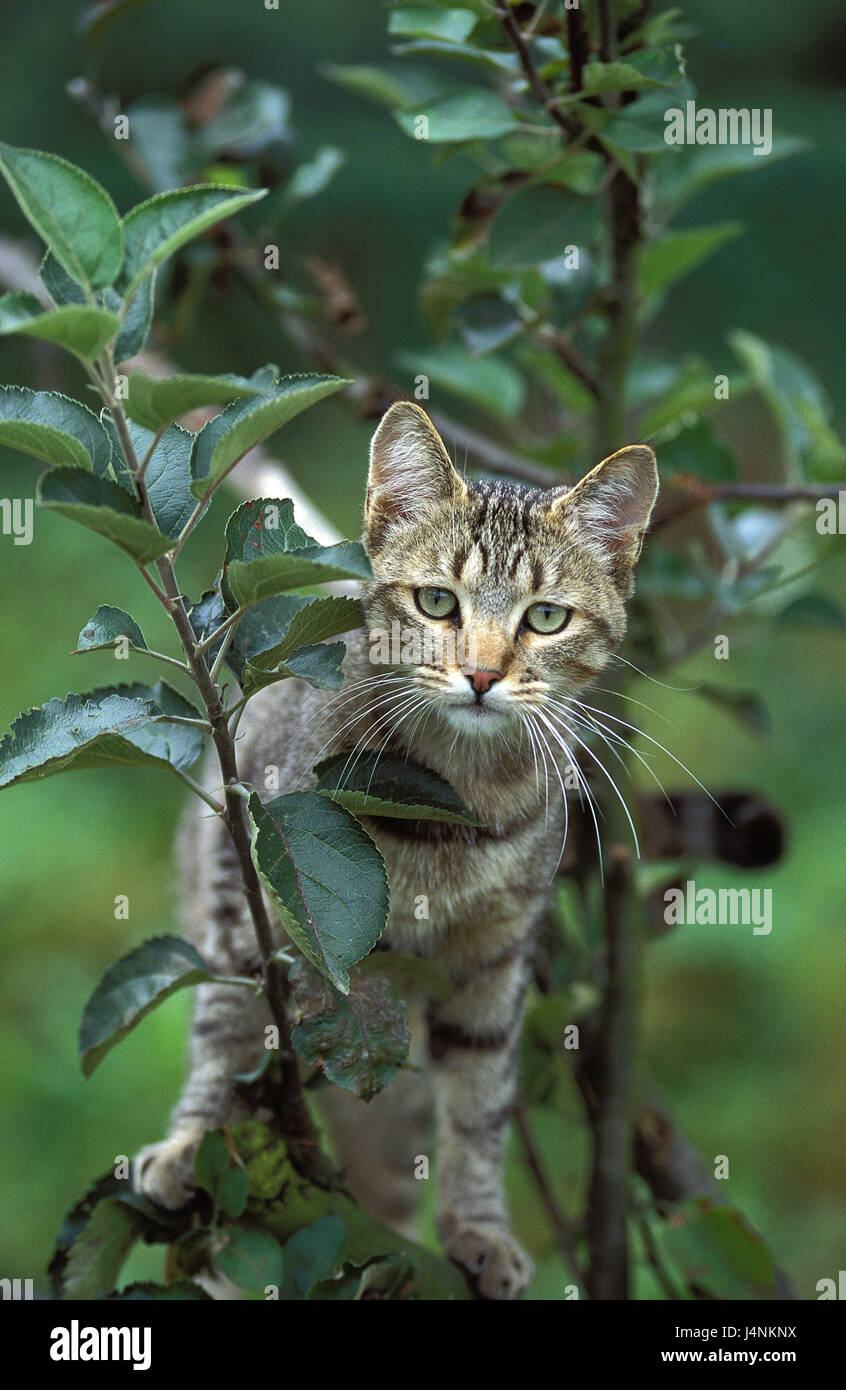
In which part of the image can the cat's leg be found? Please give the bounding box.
[134,820,272,1209]
[319,996,432,1239]
[427,937,534,1300]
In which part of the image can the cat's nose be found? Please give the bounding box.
[465,668,502,695]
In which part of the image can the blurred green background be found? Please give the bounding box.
[0,0,843,1298]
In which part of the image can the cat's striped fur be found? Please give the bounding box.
[134,403,659,1299]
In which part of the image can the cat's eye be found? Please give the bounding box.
[524,602,572,635]
[415,586,458,620]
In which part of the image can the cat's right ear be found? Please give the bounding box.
[366,402,467,543]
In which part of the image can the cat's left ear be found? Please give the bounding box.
[546,445,659,591]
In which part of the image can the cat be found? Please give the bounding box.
[134,401,659,1300]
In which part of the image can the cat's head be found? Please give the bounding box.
[362,402,658,737]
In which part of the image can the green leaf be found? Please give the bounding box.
[61,1199,143,1299]
[124,369,271,432]
[777,593,846,629]
[189,374,349,501]
[37,467,173,562]
[226,541,371,610]
[216,1228,285,1291]
[695,684,771,737]
[314,751,478,824]
[655,136,809,215]
[120,184,267,301]
[279,1215,347,1300]
[284,147,346,204]
[0,682,204,791]
[0,143,123,289]
[39,249,155,363]
[387,5,477,42]
[194,1130,249,1218]
[264,643,347,692]
[196,80,291,159]
[290,957,409,1100]
[729,330,846,480]
[0,385,113,473]
[0,292,119,361]
[396,344,524,418]
[232,594,363,692]
[582,54,677,95]
[396,90,519,143]
[320,60,452,112]
[249,790,389,993]
[75,605,147,654]
[486,185,601,271]
[78,935,216,1077]
[661,1199,776,1299]
[128,421,197,538]
[223,496,315,577]
[638,224,744,300]
[79,0,156,47]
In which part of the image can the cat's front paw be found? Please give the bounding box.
[443,1222,533,1300]
[134,1132,202,1210]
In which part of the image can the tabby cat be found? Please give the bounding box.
[134,402,659,1299]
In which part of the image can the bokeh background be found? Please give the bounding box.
[0,0,843,1298]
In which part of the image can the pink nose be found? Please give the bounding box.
[466,669,502,695]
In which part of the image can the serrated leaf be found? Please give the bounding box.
[194,1130,249,1218]
[124,369,271,432]
[78,935,216,1077]
[0,681,205,791]
[396,89,519,143]
[290,957,409,1100]
[0,143,123,289]
[638,223,743,300]
[75,605,147,653]
[226,541,371,610]
[314,751,478,824]
[216,1228,285,1291]
[189,374,349,501]
[120,184,267,301]
[61,1199,143,1299]
[249,790,388,993]
[582,55,675,95]
[37,466,173,562]
[39,249,155,363]
[0,385,113,473]
[0,292,119,361]
[232,594,363,693]
[279,1215,347,1300]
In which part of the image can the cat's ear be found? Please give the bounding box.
[547,445,659,589]
[366,402,467,541]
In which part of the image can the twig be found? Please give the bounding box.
[565,6,591,94]
[651,477,846,530]
[494,1,577,136]
[514,1106,588,1289]
[580,845,641,1300]
[538,327,600,400]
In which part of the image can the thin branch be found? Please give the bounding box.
[538,327,601,399]
[494,1,576,135]
[514,1106,589,1289]
[651,477,846,530]
[580,845,641,1300]
[565,6,591,94]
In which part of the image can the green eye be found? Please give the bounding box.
[524,602,572,635]
[415,586,458,619]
